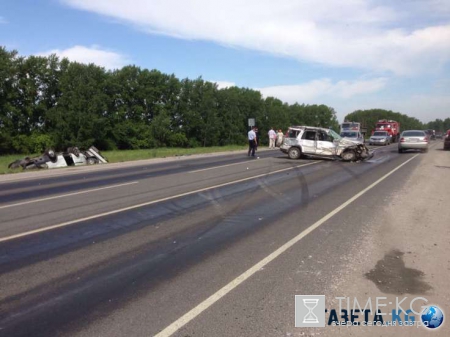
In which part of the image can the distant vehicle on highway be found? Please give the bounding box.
[444,130,450,150]
[425,129,436,140]
[369,131,391,146]
[340,121,367,139]
[372,119,400,143]
[436,132,443,139]
[398,130,429,153]
[340,130,364,144]
[280,126,372,161]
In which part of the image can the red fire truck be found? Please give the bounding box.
[372,119,401,142]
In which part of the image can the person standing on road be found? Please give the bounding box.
[268,127,277,149]
[248,127,257,157]
[276,129,284,147]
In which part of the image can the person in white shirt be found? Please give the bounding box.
[268,128,277,149]
[276,129,284,147]
[248,127,257,157]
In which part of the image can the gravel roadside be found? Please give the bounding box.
[298,144,450,337]
[318,144,449,336]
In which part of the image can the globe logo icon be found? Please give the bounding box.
[421,306,444,329]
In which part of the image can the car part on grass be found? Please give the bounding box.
[8,146,108,170]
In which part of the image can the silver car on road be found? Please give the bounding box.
[280,126,372,162]
[398,130,429,153]
[369,131,391,146]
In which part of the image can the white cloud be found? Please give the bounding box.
[258,78,387,103]
[61,0,450,75]
[257,78,449,123]
[332,93,450,123]
[38,45,129,70]
[0,16,7,24]
[210,81,236,89]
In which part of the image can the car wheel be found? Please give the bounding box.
[398,148,403,153]
[341,150,356,161]
[288,147,301,159]
[87,157,97,165]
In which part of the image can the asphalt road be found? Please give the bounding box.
[0,143,441,336]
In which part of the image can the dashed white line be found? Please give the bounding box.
[0,181,139,210]
[189,158,267,173]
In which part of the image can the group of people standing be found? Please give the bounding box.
[268,128,284,149]
[247,127,284,157]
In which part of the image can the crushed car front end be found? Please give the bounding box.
[335,138,373,162]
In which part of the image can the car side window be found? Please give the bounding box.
[302,131,316,141]
[317,131,330,142]
[288,130,300,138]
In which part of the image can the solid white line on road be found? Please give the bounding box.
[0,181,139,210]
[154,154,420,337]
[189,158,268,173]
[0,161,319,243]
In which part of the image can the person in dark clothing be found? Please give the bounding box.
[248,127,257,157]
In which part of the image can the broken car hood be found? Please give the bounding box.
[337,138,360,147]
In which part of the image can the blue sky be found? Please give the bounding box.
[1,0,449,122]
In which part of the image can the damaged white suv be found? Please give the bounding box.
[280,126,372,162]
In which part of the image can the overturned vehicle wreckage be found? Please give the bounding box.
[280,126,373,162]
[8,146,108,170]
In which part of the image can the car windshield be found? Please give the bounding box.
[342,123,359,129]
[403,131,425,137]
[373,132,388,136]
[328,129,342,141]
[376,123,391,129]
[340,132,358,138]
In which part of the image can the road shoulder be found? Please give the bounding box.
[324,145,449,336]
[0,148,273,182]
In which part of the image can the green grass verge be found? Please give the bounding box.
[102,145,246,163]
[0,153,40,175]
[0,145,247,174]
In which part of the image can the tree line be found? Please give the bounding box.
[344,109,450,136]
[1,47,447,155]
[0,47,341,154]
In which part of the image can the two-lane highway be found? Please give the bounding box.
[0,144,430,336]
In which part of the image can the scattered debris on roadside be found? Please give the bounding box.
[8,146,108,170]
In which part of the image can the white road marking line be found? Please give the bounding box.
[0,181,139,210]
[0,162,319,243]
[0,166,123,185]
[154,154,420,337]
[189,158,267,173]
